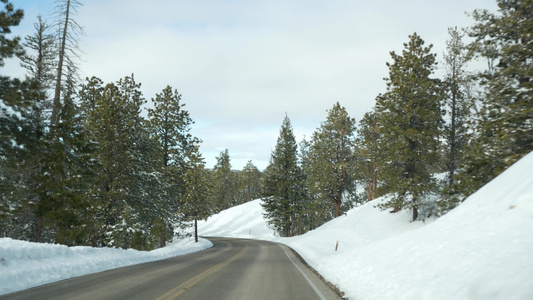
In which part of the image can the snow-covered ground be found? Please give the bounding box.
[0,237,212,295]
[1,151,532,299]
[198,151,533,300]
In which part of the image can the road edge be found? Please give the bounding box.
[283,245,347,300]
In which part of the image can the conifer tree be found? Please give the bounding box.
[20,15,56,114]
[375,33,444,221]
[210,149,237,211]
[461,0,533,195]
[238,160,262,203]
[299,138,329,232]
[262,115,305,237]
[146,85,199,246]
[0,0,23,67]
[35,73,96,245]
[181,146,211,242]
[0,0,45,241]
[307,102,358,218]
[442,27,471,190]
[437,27,476,213]
[81,75,159,249]
[356,111,380,202]
[147,85,198,169]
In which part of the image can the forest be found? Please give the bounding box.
[1,0,531,248]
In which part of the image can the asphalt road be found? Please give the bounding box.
[1,237,342,300]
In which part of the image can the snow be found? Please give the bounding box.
[1,151,532,299]
[197,151,533,300]
[0,237,212,296]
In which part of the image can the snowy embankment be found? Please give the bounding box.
[0,237,212,295]
[199,152,533,300]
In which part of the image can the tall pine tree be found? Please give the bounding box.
[356,111,380,202]
[181,146,211,243]
[375,33,444,221]
[307,102,358,218]
[146,85,199,246]
[210,149,237,211]
[262,115,305,237]
[461,0,533,195]
[237,160,262,203]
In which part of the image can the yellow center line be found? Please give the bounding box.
[156,245,248,300]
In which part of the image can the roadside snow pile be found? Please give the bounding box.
[0,237,212,295]
[200,152,533,300]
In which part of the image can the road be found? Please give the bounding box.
[1,237,342,300]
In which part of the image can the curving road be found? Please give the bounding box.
[1,237,342,300]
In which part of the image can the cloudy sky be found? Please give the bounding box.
[6,0,497,170]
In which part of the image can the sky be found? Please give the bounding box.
[4,0,498,170]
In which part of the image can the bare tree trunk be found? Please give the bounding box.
[50,0,71,128]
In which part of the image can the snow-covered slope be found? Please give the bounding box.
[199,199,275,238]
[0,237,212,295]
[199,152,533,300]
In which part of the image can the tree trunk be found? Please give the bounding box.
[412,205,419,221]
[33,217,43,242]
[160,225,166,248]
[334,192,341,218]
[367,164,373,202]
[448,80,458,188]
[372,163,378,200]
[412,195,419,221]
[194,217,198,243]
[50,0,70,128]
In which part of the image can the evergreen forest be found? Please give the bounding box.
[1,0,531,245]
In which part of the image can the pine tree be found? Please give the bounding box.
[442,27,472,189]
[299,137,330,232]
[461,0,533,195]
[307,102,358,218]
[20,15,56,118]
[0,77,43,241]
[0,0,23,67]
[356,111,380,202]
[375,33,444,221]
[437,27,476,214]
[238,160,262,203]
[0,0,45,241]
[146,85,199,247]
[35,70,96,245]
[262,115,305,237]
[147,85,198,169]
[181,146,211,242]
[210,149,237,211]
[80,75,158,249]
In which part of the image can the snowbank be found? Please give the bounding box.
[0,237,212,295]
[199,152,533,300]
